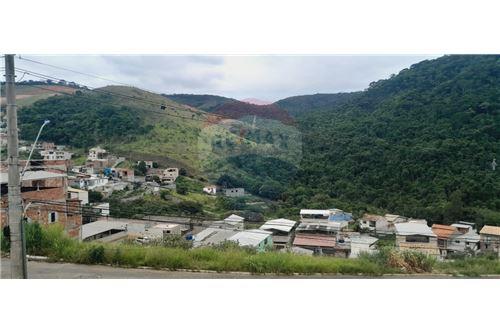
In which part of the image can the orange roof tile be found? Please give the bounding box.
[480,225,500,236]
[432,224,458,239]
[293,234,336,248]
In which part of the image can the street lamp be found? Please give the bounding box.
[21,119,50,178]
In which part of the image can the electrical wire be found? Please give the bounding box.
[14,65,230,121]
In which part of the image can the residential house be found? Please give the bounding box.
[40,149,73,161]
[87,217,183,243]
[211,214,245,230]
[161,168,179,184]
[68,187,89,205]
[448,223,481,254]
[479,225,500,257]
[228,229,273,252]
[297,208,353,234]
[73,175,108,190]
[349,235,379,258]
[105,167,135,182]
[193,227,238,248]
[394,221,439,257]
[137,160,155,169]
[359,214,388,233]
[292,233,342,256]
[431,224,462,258]
[1,170,82,238]
[93,202,110,216]
[224,188,245,197]
[142,223,182,238]
[203,185,218,195]
[88,147,108,161]
[259,218,299,249]
[358,213,409,234]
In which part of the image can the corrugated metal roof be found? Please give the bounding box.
[224,214,244,222]
[454,230,480,242]
[296,220,348,232]
[228,229,272,247]
[349,235,379,245]
[82,220,127,239]
[394,222,435,237]
[300,209,330,216]
[193,228,238,247]
[480,225,500,236]
[260,218,298,233]
[1,170,66,184]
[432,224,459,239]
[361,214,385,221]
[293,234,336,248]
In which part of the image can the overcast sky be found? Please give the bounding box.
[16,55,439,101]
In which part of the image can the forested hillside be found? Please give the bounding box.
[285,55,500,226]
[275,92,360,116]
[164,94,236,112]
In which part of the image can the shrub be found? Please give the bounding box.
[1,226,10,254]
[25,222,44,255]
[86,245,106,264]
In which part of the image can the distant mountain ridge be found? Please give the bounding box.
[274,92,360,116]
[164,93,236,112]
[212,100,295,125]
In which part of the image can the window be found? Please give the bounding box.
[405,235,429,243]
[49,212,57,223]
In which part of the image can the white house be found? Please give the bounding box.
[349,235,379,258]
[203,185,217,195]
[297,208,353,233]
[88,147,108,161]
[67,187,89,205]
[77,175,108,190]
[449,223,481,253]
[211,214,245,230]
[41,149,73,161]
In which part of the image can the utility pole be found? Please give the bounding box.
[5,54,27,278]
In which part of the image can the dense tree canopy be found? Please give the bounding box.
[282,55,500,226]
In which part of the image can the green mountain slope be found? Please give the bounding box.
[275,92,360,116]
[18,85,300,199]
[164,94,236,112]
[287,55,500,226]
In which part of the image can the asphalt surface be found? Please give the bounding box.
[1,258,497,279]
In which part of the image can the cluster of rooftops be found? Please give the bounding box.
[34,198,500,259]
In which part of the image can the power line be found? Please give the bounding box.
[18,60,228,119]
[18,77,224,125]
[18,55,134,87]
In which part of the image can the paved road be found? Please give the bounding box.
[1,259,496,279]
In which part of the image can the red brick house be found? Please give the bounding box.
[1,170,82,238]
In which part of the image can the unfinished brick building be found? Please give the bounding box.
[1,169,82,238]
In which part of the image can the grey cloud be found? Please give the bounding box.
[16,54,438,101]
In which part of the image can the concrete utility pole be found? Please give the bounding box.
[5,54,27,278]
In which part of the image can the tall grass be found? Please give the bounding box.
[22,225,500,276]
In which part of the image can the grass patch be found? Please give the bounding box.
[21,224,500,276]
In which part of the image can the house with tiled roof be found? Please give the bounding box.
[480,225,500,257]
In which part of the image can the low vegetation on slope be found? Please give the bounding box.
[164,93,237,112]
[3,224,499,276]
